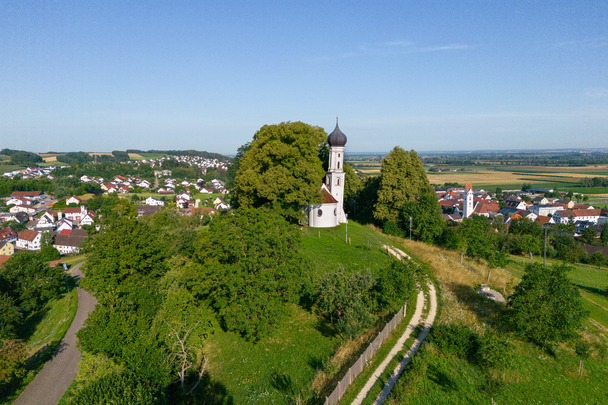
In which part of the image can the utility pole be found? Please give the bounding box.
[544,226,547,268]
[409,216,412,241]
[345,214,348,244]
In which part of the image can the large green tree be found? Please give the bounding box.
[232,122,327,222]
[374,147,431,225]
[400,189,445,243]
[188,208,307,341]
[507,263,588,344]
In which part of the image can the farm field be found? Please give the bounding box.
[138,152,167,159]
[127,153,145,160]
[348,155,608,195]
[0,164,24,174]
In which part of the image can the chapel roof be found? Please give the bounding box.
[327,118,347,147]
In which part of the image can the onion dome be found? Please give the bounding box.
[327,118,347,147]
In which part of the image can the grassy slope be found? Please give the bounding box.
[381,239,608,405]
[1,283,79,405]
[204,222,401,404]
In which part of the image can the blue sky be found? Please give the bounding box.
[1,1,607,154]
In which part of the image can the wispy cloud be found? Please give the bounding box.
[555,38,608,48]
[585,88,608,97]
[310,41,473,61]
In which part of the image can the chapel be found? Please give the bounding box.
[306,119,348,228]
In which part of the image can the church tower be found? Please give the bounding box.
[326,118,347,224]
[463,183,474,218]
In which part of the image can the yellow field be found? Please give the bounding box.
[42,156,57,162]
[128,153,144,159]
[88,152,113,156]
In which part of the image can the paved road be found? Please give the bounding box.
[13,262,97,405]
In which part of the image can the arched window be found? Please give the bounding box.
[337,162,340,169]
[338,153,341,158]
[337,178,340,186]
[317,209,323,217]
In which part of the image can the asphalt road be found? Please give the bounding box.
[13,262,97,405]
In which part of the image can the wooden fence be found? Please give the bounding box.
[323,303,406,405]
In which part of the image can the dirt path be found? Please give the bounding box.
[13,262,97,405]
[372,282,437,405]
[350,246,437,405]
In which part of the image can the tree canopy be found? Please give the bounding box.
[188,208,307,341]
[507,262,588,344]
[374,147,432,225]
[232,122,327,222]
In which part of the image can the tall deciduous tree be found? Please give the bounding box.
[189,208,306,341]
[374,147,431,225]
[233,122,327,222]
[400,189,445,243]
[507,263,588,344]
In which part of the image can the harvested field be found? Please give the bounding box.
[128,153,144,159]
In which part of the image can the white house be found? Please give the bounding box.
[145,197,165,206]
[56,218,74,232]
[307,120,348,228]
[63,206,87,222]
[9,205,36,215]
[81,212,96,226]
[553,209,601,224]
[528,204,564,217]
[37,211,58,229]
[16,230,41,251]
[65,196,83,205]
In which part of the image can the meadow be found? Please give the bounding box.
[202,222,416,404]
[375,238,608,405]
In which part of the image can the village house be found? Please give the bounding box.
[136,206,161,217]
[37,210,58,229]
[16,229,41,251]
[66,196,83,205]
[9,204,36,215]
[0,227,18,243]
[0,241,14,256]
[63,206,88,222]
[528,204,564,217]
[53,229,88,255]
[552,209,601,225]
[6,196,32,206]
[81,211,96,226]
[145,196,165,206]
[56,218,74,233]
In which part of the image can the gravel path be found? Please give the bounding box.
[351,246,437,405]
[371,282,437,405]
[13,262,97,405]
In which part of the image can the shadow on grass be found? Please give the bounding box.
[575,284,608,298]
[168,372,234,405]
[446,282,507,331]
[313,317,338,338]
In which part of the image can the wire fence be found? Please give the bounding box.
[323,303,406,405]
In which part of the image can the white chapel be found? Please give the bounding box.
[306,119,348,228]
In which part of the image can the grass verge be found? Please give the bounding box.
[0,279,79,405]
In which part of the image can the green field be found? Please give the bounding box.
[137,152,167,159]
[0,164,24,174]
